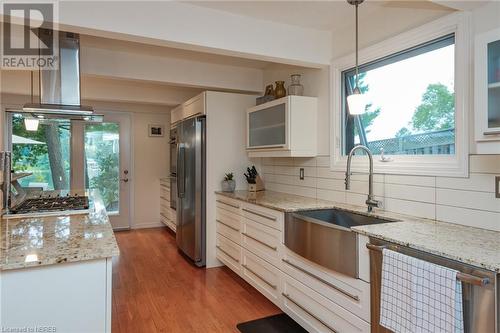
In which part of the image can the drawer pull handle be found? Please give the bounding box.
[242,264,277,289]
[242,208,277,221]
[282,259,360,301]
[216,245,240,263]
[282,293,338,333]
[242,232,277,251]
[216,200,240,209]
[216,219,240,232]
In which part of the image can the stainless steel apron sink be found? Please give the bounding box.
[284,209,398,278]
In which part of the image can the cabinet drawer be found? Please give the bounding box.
[216,196,241,215]
[216,207,241,229]
[242,218,281,267]
[282,251,370,322]
[160,186,170,200]
[242,249,280,306]
[216,234,241,274]
[216,216,240,244]
[242,203,283,231]
[282,274,370,333]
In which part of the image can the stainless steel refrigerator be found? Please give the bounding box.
[175,116,206,267]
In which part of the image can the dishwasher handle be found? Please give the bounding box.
[366,243,490,287]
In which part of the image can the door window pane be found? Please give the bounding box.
[342,34,455,155]
[85,123,120,213]
[11,114,71,190]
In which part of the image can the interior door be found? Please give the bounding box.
[84,112,131,230]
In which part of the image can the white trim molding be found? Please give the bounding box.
[330,12,471,177]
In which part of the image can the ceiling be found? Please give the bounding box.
[188,0,456,32]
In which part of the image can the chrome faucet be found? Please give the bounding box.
[345,145,382,212]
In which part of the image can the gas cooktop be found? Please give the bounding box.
[10,194,90,215]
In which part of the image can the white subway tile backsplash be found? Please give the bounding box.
[316,167,344,180]
[274,166,295,175]
[385,183,435,204]
[384,198,436,219]
[436,205,500,232]
[316,156,330,167]
[273,174,295,185]
[262,165,275,174]
[293,157,317,167]
[273,158,294,166]
[317,189,346,203]
[385,174,435,187]
[436,174,497,193]
[436,188,500,213]
[316,178,345,191]
[294,176,317,188]
[262,157,274,166]
[258,154,500,231]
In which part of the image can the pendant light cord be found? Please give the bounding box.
[355,3,359,89]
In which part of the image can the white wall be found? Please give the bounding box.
[131,110,170,229]
[260,6,500,232]
[263,66,330,155]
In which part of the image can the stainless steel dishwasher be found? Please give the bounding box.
[367,238,498,333]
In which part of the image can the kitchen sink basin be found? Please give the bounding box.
[284,209,399,278]
[293,208,398,230]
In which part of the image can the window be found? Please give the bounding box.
[10,113,71,191]
[331,14,470,177]
[342,34,455,156]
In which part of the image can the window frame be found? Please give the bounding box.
[330,13,471,177]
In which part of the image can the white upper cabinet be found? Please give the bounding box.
[171,93,206,125]
[246,96,317,157]
[475,28,500,142]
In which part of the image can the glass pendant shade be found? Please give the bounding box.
[347,87,366,115]
[24,118,39,131]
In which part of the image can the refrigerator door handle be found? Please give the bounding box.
[177,144,186,198]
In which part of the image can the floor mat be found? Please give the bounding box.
[237,313,307,333]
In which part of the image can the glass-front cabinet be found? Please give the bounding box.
[246,96,317,157]
[475,28,500,145]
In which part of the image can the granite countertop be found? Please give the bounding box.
[0,190,120,271]
[216,190,500,273]
[216,190,344,212]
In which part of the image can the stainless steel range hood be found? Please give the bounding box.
[7,29,102,122]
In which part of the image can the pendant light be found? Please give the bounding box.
[346,0,366,115]
[24,71,39,131]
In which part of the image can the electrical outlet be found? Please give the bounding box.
[299,168,305,180]
[496,176,500,199]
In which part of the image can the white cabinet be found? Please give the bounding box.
[1,259,112,332]
[246,96,317,157]
[475,28,500,145]
[214,194,371,332]
[160,178,176,232]
[171,93,206,125]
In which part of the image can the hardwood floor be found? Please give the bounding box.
[112,228,281,332]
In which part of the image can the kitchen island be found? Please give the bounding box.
[0,190,119,332]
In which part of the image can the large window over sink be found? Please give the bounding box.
[342,34,455,156]
[331,14,470,177]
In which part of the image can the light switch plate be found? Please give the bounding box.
[496,176,500,198]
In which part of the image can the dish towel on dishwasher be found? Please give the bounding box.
[380,249,464,333]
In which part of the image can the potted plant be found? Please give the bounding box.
[221,172,236,192]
